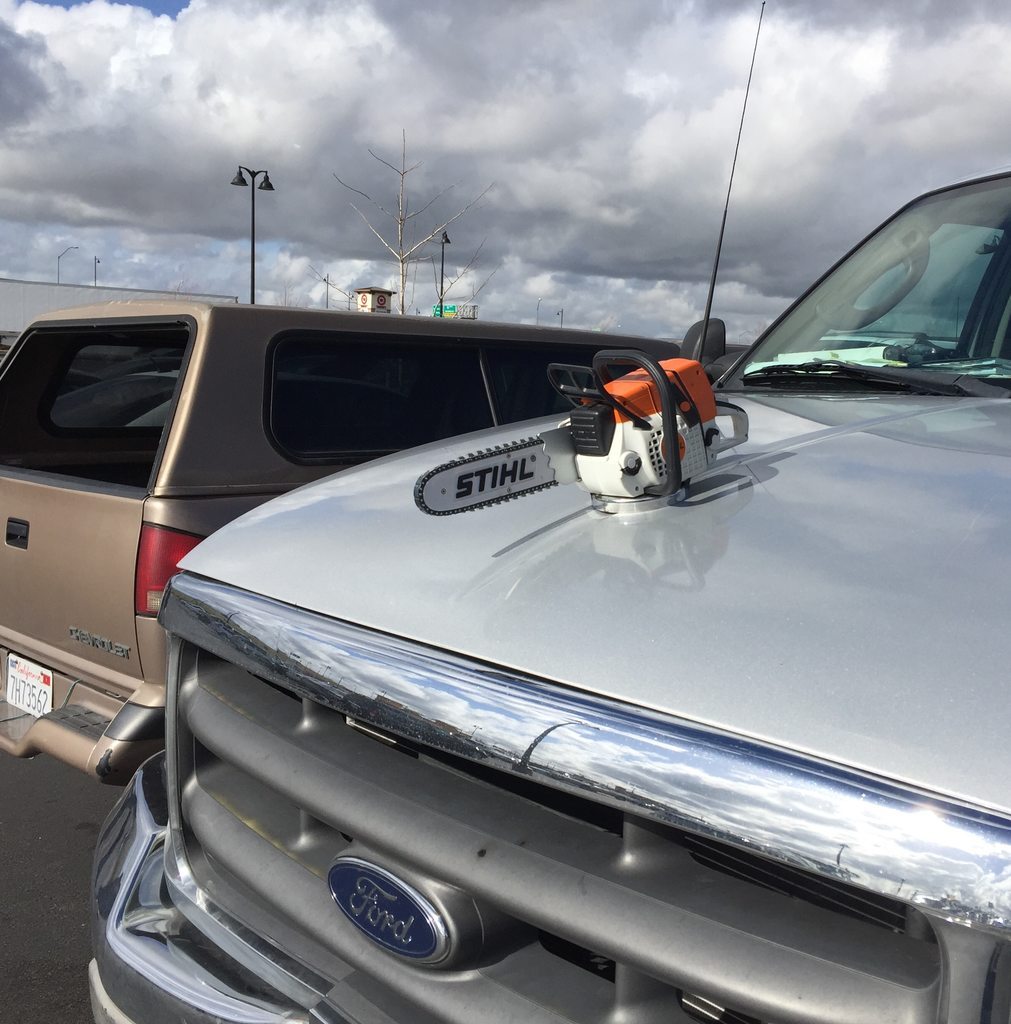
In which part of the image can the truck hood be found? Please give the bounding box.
[182,393,1011,814]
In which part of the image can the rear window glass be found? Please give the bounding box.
[270,335,494,458]
[484,344,600,423]
[47,338,187,431]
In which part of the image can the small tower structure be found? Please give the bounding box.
[354,287,395,314]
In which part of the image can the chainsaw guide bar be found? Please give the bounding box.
[414,437,557,516]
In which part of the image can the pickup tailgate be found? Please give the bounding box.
[0,469,146,695]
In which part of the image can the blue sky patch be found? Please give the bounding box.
[30,0,189,15]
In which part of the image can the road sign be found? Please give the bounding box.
[432,304,457,318]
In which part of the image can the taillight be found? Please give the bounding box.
[135,524,203,616]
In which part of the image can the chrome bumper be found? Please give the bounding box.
[90,753,350,1024]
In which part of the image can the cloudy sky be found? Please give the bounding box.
[1,0,1009,340]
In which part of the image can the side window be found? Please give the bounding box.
[46,338,186,431]
[484,345,599,424]
[270,335,493,459]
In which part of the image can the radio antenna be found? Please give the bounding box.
[696,1,765,354]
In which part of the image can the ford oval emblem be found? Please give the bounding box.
[327,856,450,964]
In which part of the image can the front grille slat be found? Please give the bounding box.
[177,655,942,1024]
[683,835,908,932]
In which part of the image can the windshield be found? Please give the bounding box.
[728,174,1011,392]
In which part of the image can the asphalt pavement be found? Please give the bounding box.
[0,755,121,1020]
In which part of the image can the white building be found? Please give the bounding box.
[0,277,238,344]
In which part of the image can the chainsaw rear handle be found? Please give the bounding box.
[710,400,750,455]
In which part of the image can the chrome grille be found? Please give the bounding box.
[170,649,939,1024]
[161,574,1011,1024]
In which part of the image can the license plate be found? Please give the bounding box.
[5,653,53,717]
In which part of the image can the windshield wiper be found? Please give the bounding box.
[741,360,1009,398]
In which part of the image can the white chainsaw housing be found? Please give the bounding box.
[541,399,748,507]
[574,411,711,499]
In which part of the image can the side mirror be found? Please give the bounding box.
[680,318,726,363]
[703,352,739,382]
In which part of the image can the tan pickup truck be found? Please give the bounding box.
[0,300,676,783]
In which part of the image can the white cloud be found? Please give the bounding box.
[0,0,1009,338]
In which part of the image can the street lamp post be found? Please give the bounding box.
[536,297,542,325]
[439,231,451,318]
[556,308,564,328]
[230,165,275,304]
[94,257,101,286]
[57,245,78,284]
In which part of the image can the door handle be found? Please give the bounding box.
[6,518,28,549]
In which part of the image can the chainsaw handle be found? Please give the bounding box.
[591,349,685,496]
[591,349,697,427]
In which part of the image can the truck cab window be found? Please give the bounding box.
[484,345,600,423]
[269,335,493,461]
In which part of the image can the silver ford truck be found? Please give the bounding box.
[93,169,1011,1023]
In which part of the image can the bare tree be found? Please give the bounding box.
[427,240,500,310]
[279,283,308,308]
[334,131,493,314]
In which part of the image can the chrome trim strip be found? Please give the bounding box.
[163,572,1011,935]
[97,760,314,1023]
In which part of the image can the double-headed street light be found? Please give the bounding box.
[230,165,275,304]
[57,245,78,284]
[438,230,451,318]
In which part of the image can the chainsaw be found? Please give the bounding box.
[415,349,748,516]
